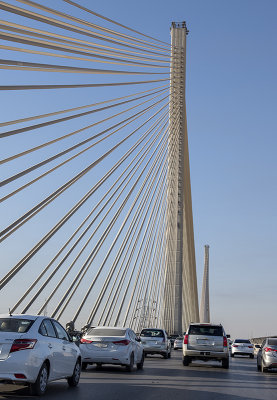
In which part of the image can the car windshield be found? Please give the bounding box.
[88,328,126,336]
[234,339,251,343]
[188,325,223,336]
[268,339,277,346]
[0,318,34,333]
[140,329,164,337]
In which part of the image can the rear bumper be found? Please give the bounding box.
[232,350,253,356]
[183,349,228,360]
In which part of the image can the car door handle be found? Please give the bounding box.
[48,344,53,349]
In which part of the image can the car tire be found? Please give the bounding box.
[182,356,190,366]
[81,362,88,371]
[163,352,169,359]
[30,362,48,396]
[250,354,254,359]
[67,360,81,387]
[231,353,234,357]
[261,359,268,373]
[137,353,144,370]
[222,358,229,369]
[126,353,134,372]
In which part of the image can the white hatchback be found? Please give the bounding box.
[79,326,144,371]
[0,314,81,395]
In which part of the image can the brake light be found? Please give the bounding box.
[232,345,238,347]
[80,338,93,344]
[184,334,188,345]
[248,346,253,348]
[264,347,277,353]
[223,337,228,347]
[112,339,130,346]
[10,339,37,353]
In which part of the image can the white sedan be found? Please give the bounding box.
[0,314,81,395]
[231,339,254,358]
[79,326,144,371]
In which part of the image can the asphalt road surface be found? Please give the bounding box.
[1,352,277,400]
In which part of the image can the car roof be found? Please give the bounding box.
[92,326,127,330]
[188,323,222,327]
[0,314,41,320]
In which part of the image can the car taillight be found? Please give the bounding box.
[184,334,188,345]
[248,346,253,348]
[80,338,93,344]
[223,337,228,347]
[264,347,277,353]
[232,345,238,347]
[112,339,130,346]
[10,339,37,353]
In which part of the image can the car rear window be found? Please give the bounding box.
[234,339,251,343]
[89,328,126,336]
[268,339,277,346]
[0,318,34,333]
[188,325,223,336]
[140,329,164,337]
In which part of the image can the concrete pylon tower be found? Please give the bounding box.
[200,245,210,323]
[164,22,199,335]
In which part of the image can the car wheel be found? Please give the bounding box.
[137,353,144,370]
[163,352,169,359]
[182,356,190,366]
[126,353,134,372]
[261,359,268,373]
[30,362,48,396]
[68,360,81,387]
[222,358,229,369]
[81,362,88,371]
[231,353,234,357]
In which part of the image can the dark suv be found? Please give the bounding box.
[182,323,229,368]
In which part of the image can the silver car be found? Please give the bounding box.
[231,339,254,358]
[140,328,171,358]
[182,323,229,368]
[257,338,277,372]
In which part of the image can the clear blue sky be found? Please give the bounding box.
[1,0,276,339]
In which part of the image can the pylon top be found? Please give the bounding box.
[171,21,189,34]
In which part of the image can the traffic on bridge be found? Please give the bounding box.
[1,0,276,398]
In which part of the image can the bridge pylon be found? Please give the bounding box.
[164,22,199,335]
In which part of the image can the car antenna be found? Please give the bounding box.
[9,308,12,316]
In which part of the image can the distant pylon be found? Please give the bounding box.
[199,245,210,323]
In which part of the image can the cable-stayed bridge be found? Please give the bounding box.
[0,0,199,335]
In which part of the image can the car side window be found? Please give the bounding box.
[52,320,69,341]
[39,319,57,338]
[129,330,136,341]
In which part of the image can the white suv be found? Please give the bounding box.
[182,323,229,368]
[140,328,171,358]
